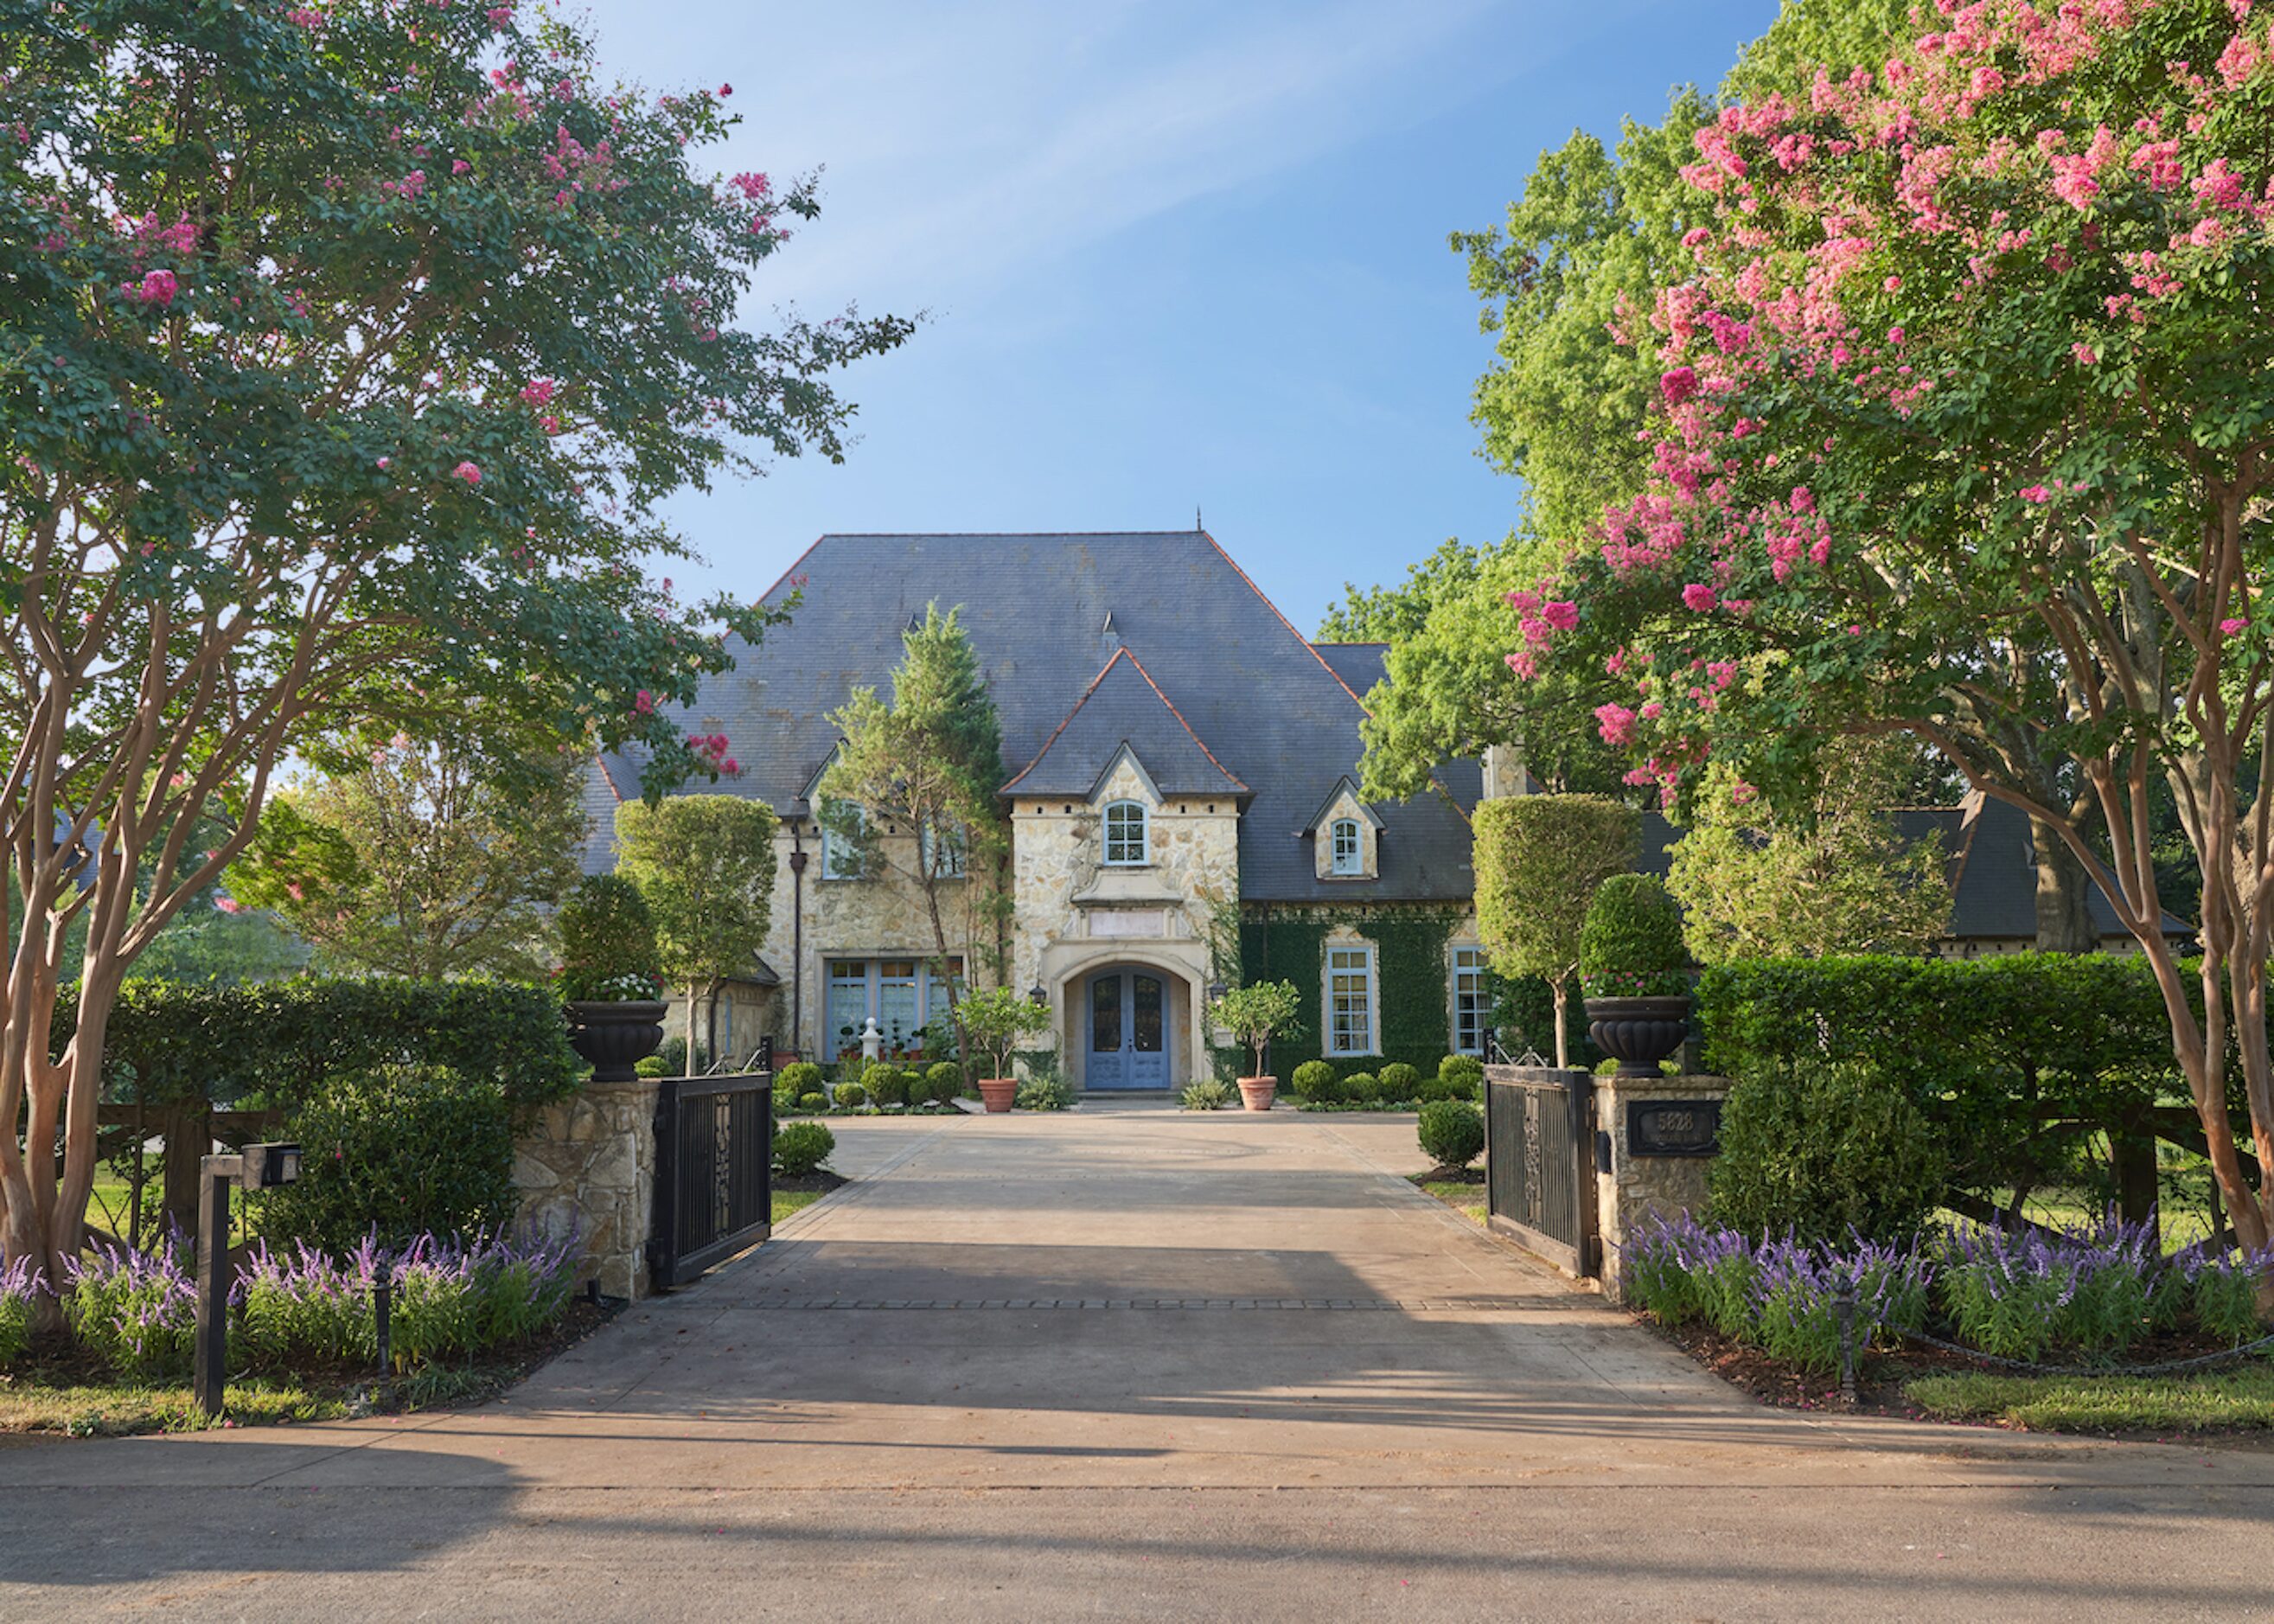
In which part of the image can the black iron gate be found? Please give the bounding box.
[1482,1065,1600,1277]
[649,1068,774,1289]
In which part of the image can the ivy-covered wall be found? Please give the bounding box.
[1239,903,1468,1076]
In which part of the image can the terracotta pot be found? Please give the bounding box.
[1582,994,1693,1077]
[978,1077,1018,1114]
[564,1000,668,1084]
[1237,1076,1278,1112]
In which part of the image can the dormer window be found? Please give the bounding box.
[1102,800,1149,866]
[1330,818,1363,876]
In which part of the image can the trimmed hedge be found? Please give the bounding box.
[1696,953,2195,1201]
[1708,1058,1946,1244]
[1418,1100,1485,1168]
[57,976,583,1113]
[258,1063,519,1251]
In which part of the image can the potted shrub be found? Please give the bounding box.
[1578,873,1692,1076]
[1208,980,1303,1110]
[958,986,1052,1113]
[555,874,668,1083]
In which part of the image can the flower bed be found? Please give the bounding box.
[1627,1212,2271,1378]
[17,1229,579,1384]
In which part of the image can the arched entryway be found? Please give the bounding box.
[1083,965,1172,1090]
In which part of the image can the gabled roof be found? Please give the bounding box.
[1004,649,1248,799]
[1302,776,1383,834]
[595,532,1479,902]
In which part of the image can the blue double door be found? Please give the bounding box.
[1085,969,1169,1090]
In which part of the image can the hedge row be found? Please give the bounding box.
[1695,953,2212,1201]
[55,977,584,1112]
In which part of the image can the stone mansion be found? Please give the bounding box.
[578,530,1491,1090]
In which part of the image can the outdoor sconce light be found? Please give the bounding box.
[195,1142,302,1417]
[1207,981,1227,1004]
[1027,984,1046,1005]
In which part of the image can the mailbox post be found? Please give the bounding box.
[193,1142,302,1420]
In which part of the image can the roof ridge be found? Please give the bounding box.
[1115,646,1250,794]
[1197,531,1373,713]
[1000,649,1131,793]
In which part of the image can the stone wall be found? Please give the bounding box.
[513,1077,658,1300]
[1592,1072,1734,1306]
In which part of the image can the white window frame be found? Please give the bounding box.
[820,802,866,880]
[1102,800,1149,866]
[919,820,967,879]
[1325,943,1377,1057]
[1451,943,1490,1058]
[1330,817,1363,876]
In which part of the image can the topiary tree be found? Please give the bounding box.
[1209,980,1304,1081]
[0,0,910,1292]
[1577,874,1690,998]
[614,796,778,1069]
[1472,796,1638,1068]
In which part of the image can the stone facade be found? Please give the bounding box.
[1010,754,1240,1089]
[1591,1072,1734,1306]
[513,1077,658,1300]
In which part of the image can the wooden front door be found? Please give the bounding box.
[1085,970,1170,1090]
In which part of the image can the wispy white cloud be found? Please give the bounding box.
[582,0,1587,314]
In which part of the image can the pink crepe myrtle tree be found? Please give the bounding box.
[1508,0,2274,1285]
[0,0,911,1301]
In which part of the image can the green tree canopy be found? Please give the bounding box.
[1666,741,1952,966]
[1501,0,2274,1263]
[1,0,908,1285]
[230,726,586,981]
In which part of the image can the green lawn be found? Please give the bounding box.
[1907,1364,2274,1433]
[1413,1175,1488,1226]
[772,1187,826,1224]
[0,1375,348,1436]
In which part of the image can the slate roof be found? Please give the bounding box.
[1312,641,1390,698]
[1003,648,1248,798]
[592,532,1479,903]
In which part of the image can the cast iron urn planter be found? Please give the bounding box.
[565,1000,668,1083]
[1583,994,1692,1077]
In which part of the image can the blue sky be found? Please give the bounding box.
[582,0,1781,636]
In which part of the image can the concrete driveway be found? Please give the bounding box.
[3,1106,2269,1621]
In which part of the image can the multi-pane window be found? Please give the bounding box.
[821,956,964,1060]
[1452,945,1490,1058]
[1102,800,1148,866]
[820,802,866,879]
[1325,944,1377,1056]
[920,821,966,879]
[1330,817,1363,875]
